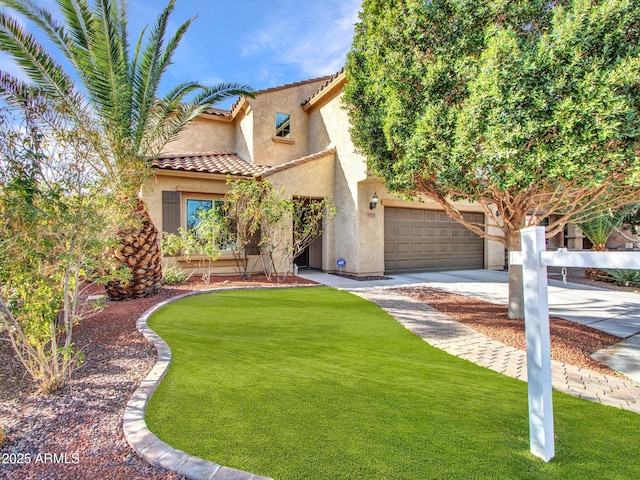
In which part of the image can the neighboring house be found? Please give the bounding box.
[607,228,640,250]
[142,70,506,277]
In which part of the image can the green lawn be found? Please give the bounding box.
[146,287,640,479]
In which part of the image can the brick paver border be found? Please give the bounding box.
[354,288,640,414]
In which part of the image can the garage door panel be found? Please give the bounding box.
[385,207,484,273]
[397,226,410,237]
[397,209,411,221]
[397,243,410,253]
[411,243,423,253]
[411,210,425,221]
[396,259,412,270]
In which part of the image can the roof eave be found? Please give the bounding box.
[200,111,234,123]
[302,72,346,112]
[259,148,336,179]
[153,168,255,181]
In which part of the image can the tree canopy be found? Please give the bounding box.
[344,0,640,250]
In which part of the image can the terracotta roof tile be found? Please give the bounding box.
[261,148,336,177]
[153,152,266,177]
[301,68,345,108]
[230,73,336,114]
[153,148,336,178]
[203,107,232,118]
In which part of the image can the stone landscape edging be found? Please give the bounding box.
[123,287,279,480]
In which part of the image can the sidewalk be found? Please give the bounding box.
[297,269,640,384]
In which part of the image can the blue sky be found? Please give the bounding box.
[1,0,361,109]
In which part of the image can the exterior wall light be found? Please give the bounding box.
[369,193,379,210]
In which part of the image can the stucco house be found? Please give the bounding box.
[142,70,507,278]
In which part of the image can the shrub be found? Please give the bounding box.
[0,97,128,394]
[162,208,222,284]
[602,269,640,287]
[162,265,189,285]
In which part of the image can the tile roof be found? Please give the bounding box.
[301,68,345,109]
[261,148,335,178]
[152,148,336,178]
[203,107,232,118]
[230,73,336,114]
[152,152,266,177]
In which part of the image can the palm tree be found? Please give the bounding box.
[577,207,637,280]
[0,0,251,299]
[578,206,639,251]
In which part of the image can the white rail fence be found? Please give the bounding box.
[510,226,640,462]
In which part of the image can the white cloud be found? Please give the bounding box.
[241,0,360,78]
[198,75,226,87]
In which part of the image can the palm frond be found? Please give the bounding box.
[0,0,72,57]
[0,13,83,113]
[162,81,203,102]
[155,7,194,82]
[55,0,95,56]
[577,206,634,247]
[139,82,253,158]
[86,0,132,148]
[1,0,254,196]
[138,86,198,157]
[191,83,255,106]
[131,0,181,151]
[116,0,130,72]
[0,71,42,107]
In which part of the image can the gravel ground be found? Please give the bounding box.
[0,276,314,480]
[0,271,634,479]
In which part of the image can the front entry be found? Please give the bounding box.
[293,197,324,270]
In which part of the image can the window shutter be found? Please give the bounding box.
[162,191,181,235]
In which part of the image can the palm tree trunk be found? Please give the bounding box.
[105,200,163,300]
[585,244,608,281]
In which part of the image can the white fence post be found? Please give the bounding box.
[510,228,640,462]
[520,226,555,462]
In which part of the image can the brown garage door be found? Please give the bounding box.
[384,208,484,273]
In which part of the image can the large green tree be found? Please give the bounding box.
[344,0,640,317]
[0,0,251,299]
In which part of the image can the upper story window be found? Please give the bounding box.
[275,112,291,138]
